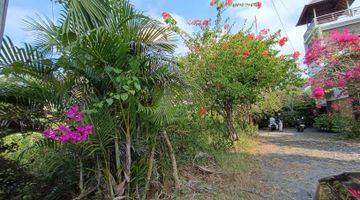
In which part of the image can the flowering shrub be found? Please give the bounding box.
[162,1,301,140]
[305,29,360,108]
[43,105,93,143]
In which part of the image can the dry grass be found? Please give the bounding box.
[177,135,272,200]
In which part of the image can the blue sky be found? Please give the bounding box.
[4,0,360,58]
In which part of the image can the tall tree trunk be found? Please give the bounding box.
[142,145,155,200]
[161,130,180,189]
[225,99,239,141]
[114,134,121,180]
[125,122,132,195]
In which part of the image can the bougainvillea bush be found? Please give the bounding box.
[305,29,360,137]
[305,29,360,110]
[42,105,93,143]
[163,0,302,140]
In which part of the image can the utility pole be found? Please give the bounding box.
[0,0,9,45]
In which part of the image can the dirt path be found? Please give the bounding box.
[253,129,360,200]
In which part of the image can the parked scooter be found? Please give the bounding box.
[269,116,278,131]
[276,113,283,132]
[295,117,305,132]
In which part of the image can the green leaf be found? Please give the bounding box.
[134,82,141,91]
[95,102,104,108]
[122,85,129,91]
[106,98,114,105]
[113,68,122,74]
[120,93,128,101]
[129,90,135,95]
[105,66,113,73]
[113,94,121,100]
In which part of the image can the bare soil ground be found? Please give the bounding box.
[253,128,360,200]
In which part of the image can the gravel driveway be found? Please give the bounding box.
[254,129,360,200]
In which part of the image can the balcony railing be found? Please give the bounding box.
[316,6,360,25]
[303,6,360,42]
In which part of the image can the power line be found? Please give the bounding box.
[270,0,296,52]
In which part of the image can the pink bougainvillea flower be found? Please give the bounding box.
[256,1,262,9]
[43,129,57,139]
[225,0,233,6]
[58,124,71,134]
[259,28,269,35]
[292,51,300,59]
[243,50,251,59]
[337,79,347,87]
[162,12,171,20]
[313,87,325,99]
[330,29,359,44]
[347,187,360,199]
[210,0,216,6]
[66,105,84,122]
[345,70,354,80]
[325,79,334,87]
[278,36,288,46]
[43,105,93,143]
[307,77,316,85]
[304,40,325,65]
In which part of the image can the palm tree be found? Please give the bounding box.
[0,0,182,199]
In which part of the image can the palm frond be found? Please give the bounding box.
[60,0,109,34]
[23,15,60,53]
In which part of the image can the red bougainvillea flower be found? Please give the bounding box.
[243,50,251,59]
[247,33,256,40]
[278,36,288,46]
[191,19,202,26]
[225,0,234,6]
[292,51,300,59]
[202,19,210,26]
[198,107,208,116]
[262,50,269,57]
[221,42,229,49]
[331,103,340,110]
[313,87,325,99]
[256,1,262,9]
[162,12,170,20]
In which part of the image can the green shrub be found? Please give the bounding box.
[314,113,360,139]
[314,114,333,131]
[0,157,38,200]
